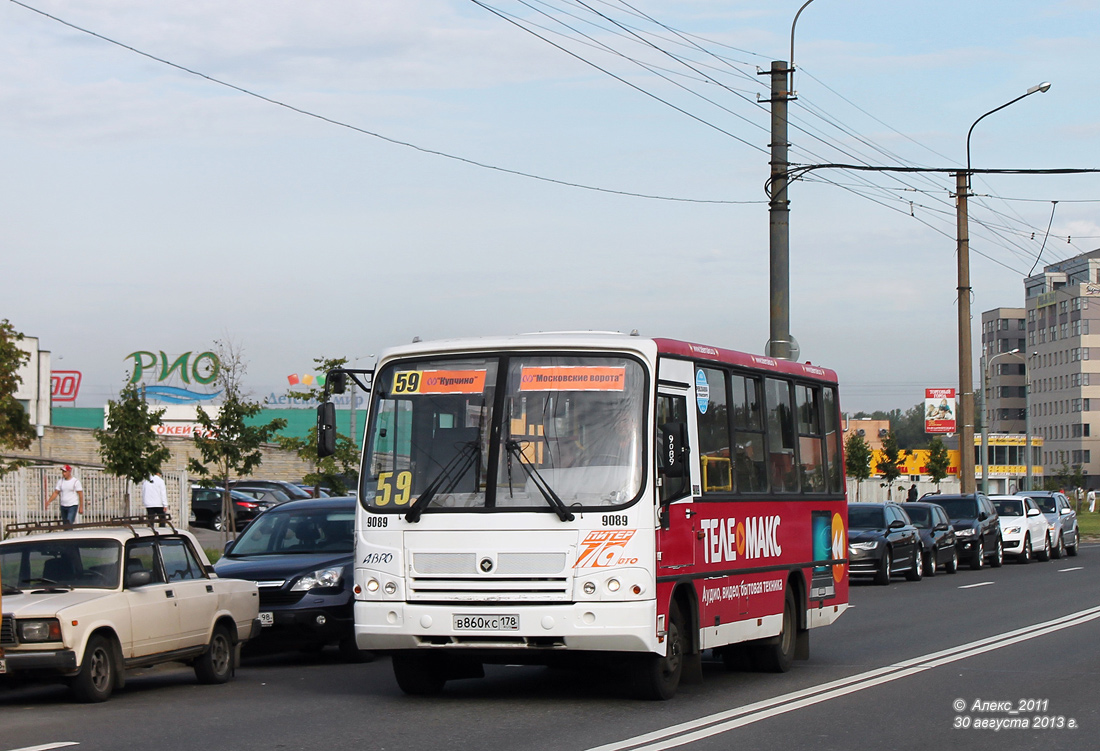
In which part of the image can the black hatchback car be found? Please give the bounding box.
[899,502,958,576]
[847,502,923,585]
[213,497,369,661]
[920,493,1002,570]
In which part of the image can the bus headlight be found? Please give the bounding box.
[383,581,397,595]
[607,578,621,592]
[366,578,380,592]
[583,581,596,595]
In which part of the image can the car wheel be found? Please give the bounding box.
[1019,535,1032,564]
[874,549,892,585]
[1052,534,1065,559]
[945,546,959,574]
[69,634,116,703]
[753,589,797,673]
[923,546,937,577]
[905,547,923,581]
[1067,529,1079,556]
[633,602,686,699]
[989,536,1004,568]
[1036,534,1051,562]
[392,654,448,696]
[194,625,234,684]
[970,539,984,570]
[212,513,225,533]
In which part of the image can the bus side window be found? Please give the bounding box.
[656,395,689,504]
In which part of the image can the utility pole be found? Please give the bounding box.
[766,60,794,361]
[956,170,976,493]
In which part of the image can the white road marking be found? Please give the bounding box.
[1058,567,1084,572]
[587,605,1100,751]
[958,581,994,589]
[5,743,79,751]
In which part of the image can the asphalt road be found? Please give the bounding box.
[4,544,1099,751]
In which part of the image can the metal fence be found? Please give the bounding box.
[0,466,191,537]
[846,478,961,503]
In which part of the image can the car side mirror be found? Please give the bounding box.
[888,519,905,530]
[978,512,988,521]
[223,538,236,555]
[317,401,337,459]
[1060,507,1073,515]
[1026,508,1041,517]
[126,570,152,588]
[934,522,949,531]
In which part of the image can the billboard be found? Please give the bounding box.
[924,388,956,434]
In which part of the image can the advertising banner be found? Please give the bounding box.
[924,388,956,434]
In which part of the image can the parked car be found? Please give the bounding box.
[229,480,313,502]
[294,484,333,498]
[898,501,958,576]
[191,486,281,531]
[991,495,1050,563]
[224,486,293,506]
[213,497,369,662]
[921,493,1002,569]
[847,502,923,585]
[1015,490,1079,558]
[0,517,259,702]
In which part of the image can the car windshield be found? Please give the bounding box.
[229,508,355,556]
[361,354,646,515]
[0,539,122,589]
[848,506,885,529]
[1025,496,1057,513]
[994,499,1025,517]
[936,497,978,519]
[904,506,932,528]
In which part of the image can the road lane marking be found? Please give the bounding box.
[958,581,994,589]
[5,744,79,751]
[587,604,1100,751]
[1059,567,1084,572]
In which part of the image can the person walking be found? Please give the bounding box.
[45,465,84,524]
[1088,488,1096,513]
[907,483,918,503]
[142,470,168,520]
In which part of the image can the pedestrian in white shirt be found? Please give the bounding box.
[1089,489,1096,513]
[142,471,168,519]
[45,465,84,524]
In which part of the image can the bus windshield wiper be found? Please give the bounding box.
[2,583,23,595]
[504,440,575,522]
[405,441,480,523]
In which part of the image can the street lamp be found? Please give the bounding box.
[982,348,1032,493]
[955,82,1051,493]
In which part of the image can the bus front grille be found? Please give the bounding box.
[407,576,570,602]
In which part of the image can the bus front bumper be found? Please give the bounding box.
[354,600,659,653]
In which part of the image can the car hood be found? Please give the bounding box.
[951,519,979,530]
[1,588,114,616]
[214,552,352,581]
[847,529,885,543]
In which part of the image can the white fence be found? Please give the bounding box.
[846,478,961,503]
[0,466,191,537]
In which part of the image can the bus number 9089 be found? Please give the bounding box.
[602,514,628,527]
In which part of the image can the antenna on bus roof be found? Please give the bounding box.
[412,336,421,343]
[630,329,639,336]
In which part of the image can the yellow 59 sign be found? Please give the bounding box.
[376,471,413,506]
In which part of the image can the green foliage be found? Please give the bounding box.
[1045,463,1085,491]
[188,341,287,535]
[94,384,172,484]
[875,430,902,483]
[278,356,358,494]
[926,436,950,485]
[0,319,36,477]
[845,432,872,482]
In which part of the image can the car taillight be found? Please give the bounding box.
[234,501,259,509]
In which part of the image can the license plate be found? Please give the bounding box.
[0,658,6,674]
[452,614,519,631]
[259,612,274,627]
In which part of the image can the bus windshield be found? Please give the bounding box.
[361,354,646,514]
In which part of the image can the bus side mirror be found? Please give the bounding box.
[317,402,337,459]
[658,422,687,478]
[330,371,348,395]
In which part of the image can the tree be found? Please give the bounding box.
[94,384,172,507]
[188,341,287,536]
[276,356,359,495]
[876,430,902,485]
[0,319,36,477]
[926,436,950,486]
[845,432,872,501]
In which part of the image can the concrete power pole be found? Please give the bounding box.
[766,60,795,362]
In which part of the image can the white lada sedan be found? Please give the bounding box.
[990,495,1051,563]
[1,518,259,702]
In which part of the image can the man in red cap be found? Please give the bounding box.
[45,465,84,524]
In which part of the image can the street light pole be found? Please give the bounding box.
[955,82,1051,494]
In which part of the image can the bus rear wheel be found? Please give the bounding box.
[633,603,685,700]
[752,590,796,673]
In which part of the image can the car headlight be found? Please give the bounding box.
[850,541,879,550]
[955,528,976,537]
[1004,526,1021,535]
[291,566,343,591]
[18,618,62,643]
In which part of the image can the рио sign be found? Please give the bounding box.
[126,351,222,404]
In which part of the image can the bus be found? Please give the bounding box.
[316,332,848,699]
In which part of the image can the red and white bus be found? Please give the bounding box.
[320,332,848,699]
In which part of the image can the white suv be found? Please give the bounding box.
[991,495,1050,563]
[1,517,259,702]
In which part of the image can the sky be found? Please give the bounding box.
[3,0,1100,414]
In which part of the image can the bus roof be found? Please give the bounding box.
[654,338,839,383]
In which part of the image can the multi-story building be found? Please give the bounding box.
[1018,248,1100,487]
[981,307,1027,435]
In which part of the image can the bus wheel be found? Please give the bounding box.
[392,654,447,696]
[633,604,685,700]
[753,590,796,673]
